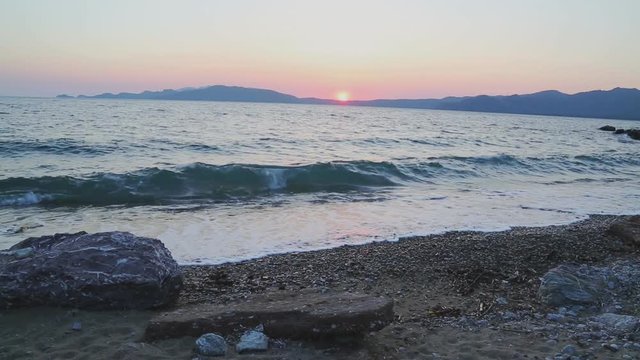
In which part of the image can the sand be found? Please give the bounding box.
[1,215,638,359]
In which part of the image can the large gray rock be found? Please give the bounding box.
[608,216,640,246]
[0,231,182,309]
[144,290,393,341]
[538,260,640,311]
[538,264,613,307]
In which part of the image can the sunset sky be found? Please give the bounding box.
[1,0,638,99]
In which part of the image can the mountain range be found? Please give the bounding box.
[58,85,640,120]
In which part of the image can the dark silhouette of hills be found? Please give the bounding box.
[70,85,299,103]
[60,85,640,120]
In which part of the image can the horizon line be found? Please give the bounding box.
[41,84,640,102]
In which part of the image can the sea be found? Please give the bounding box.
[1,98,639,264]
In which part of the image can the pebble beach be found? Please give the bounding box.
[3,214,640,359]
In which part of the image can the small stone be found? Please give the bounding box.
[71,321,82,331]
[561,344,576,355]
[195,333,227,357]
[558,307,567,315]
[11,247,34,258]
[502,311,517,320]
[547,313,565,322]
[236,328,269,354]
[602,343,619,352]
[495,297,508,305]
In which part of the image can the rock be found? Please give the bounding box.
[144,290,394,341]
[598,125,616,131]
[236,328,269,353]
[603,343,620,352]
[502,311,517,320]
[538,264,612,307]
[546,313,565,322]
[628,129,640,140]
[194,333,227,357]
[0,232,182,309]
[593,313,640,334]
[495,297,508,305]
[2,247,34,259]
[608,216,640,246]
[561,344,577,355]
[614,129,627,134]
[71,321,82,331]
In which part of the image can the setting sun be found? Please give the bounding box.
[336,91,350,102]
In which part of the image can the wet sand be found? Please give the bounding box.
[2,215,638,359]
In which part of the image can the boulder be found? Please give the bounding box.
[593,313,640,335]
[627,129,640,140]
[538,264,612,307]
[608,216,640,246]
[614,129,627,134]
[538,260,640,311]
[144,290,393,341]
[0,231,182,309]
[194,333,227,357]
[598,125,616,131]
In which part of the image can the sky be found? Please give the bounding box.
[0,0,639,100]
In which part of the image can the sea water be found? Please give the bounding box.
[1,98,639,263]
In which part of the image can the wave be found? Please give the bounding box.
[0,161,406,207]
[2,153,638,207]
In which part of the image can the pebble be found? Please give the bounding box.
[561,344,577,355]
[236,328,269,354]
[602,343,620,352]
[502,311,517,320]
[194,333,227,357]
[71,321,82,331]
[547,313,565,322]
[495,297,508,305]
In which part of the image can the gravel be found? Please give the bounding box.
[176,214,640,358]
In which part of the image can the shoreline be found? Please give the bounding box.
[180,213,608,266]
[3,214,640,359]
[179,214,631,306]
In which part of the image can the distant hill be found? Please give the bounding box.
[67,85,299,104]
[60,85,640,120]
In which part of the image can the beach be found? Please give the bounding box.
[2,1,640,358]
[2,214,639,359]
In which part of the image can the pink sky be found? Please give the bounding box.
[1,1,638,99]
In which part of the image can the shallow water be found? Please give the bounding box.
[1,98,639,263]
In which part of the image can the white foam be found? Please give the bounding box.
[261,168,287,190]
[0,192,46,206]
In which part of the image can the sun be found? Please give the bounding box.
[335,91,350,102]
